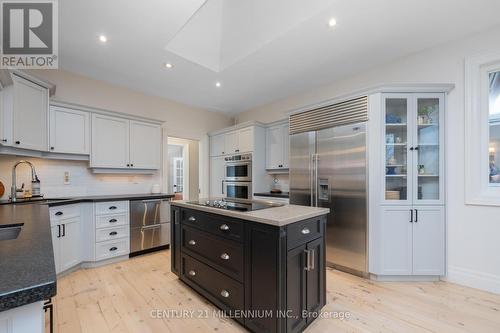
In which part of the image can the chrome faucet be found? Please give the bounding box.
[11,160,40,202]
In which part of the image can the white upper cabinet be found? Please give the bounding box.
[91,114,130,168]
[210,126,257,156]
[238,127,254,153]
[11,75,49,151]
[210,133,225,156]
[129,120,161,169]
[91,114,161,170]
[49,106,90,154]
[266,123,289,170]
[224,131,239,154]
[382,93,444,205]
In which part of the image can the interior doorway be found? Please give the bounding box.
[167,137,200,201]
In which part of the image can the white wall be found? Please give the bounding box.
[236,25,500,294]
[0,155,160,200]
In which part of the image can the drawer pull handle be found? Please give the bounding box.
[55,211,63,216]
[301,227,310,235]
[188,240,196,246]
[109,231,118,236]
[109,206,117,210]
[109,219,118,223]
[109,247,118,251]
[188,216,196,222]
[188,270,196,276]
[220,290,230,298]
[219,224,230,231]
[220,253,230,260]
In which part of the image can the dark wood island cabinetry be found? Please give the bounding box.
[170,202,329,333]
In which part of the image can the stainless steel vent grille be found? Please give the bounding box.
[289,96,368,134]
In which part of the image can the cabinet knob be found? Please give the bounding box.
[220,253,230,260]
[220,290,230,298]
[1,139,7,142]
[126,164,130,167]
[55,211,63,216]
[188,240,196,246]
[109,206,117,210]
[109,231,118,236]
[219,224,230,231]
[301,227,310,235]
[188,270,196,276]
[109,218,118,223]
[15,141,20,144]
[130,164,134,167]
[222,151,225,154]
[109,247,118,251]
[188,216,196,222]
[50,146,54,150]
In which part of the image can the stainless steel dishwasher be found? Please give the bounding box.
[130,198,171,256]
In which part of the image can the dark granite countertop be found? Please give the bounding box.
[254,192,290,199]
[0,193,175,207]
[0,204,56,312]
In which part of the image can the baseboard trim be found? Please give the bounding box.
[446,266,500,294]
[369,274,440,282]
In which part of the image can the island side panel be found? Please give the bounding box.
[244,221,287,333]
[170,206,181,275]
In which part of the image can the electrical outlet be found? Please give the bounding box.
[64,171,70,185]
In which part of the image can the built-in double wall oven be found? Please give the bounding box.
[224,153,252,200]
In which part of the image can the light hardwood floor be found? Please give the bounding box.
[47,250,500,333]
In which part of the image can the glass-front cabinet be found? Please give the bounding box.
[382,93,444,205]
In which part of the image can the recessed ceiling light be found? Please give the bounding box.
[99,35,107,43]
[328,18,337,27]
[164,63,173,69]
[215,82,221,87]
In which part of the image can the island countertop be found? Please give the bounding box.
[170,200,329,226]
[0,204,56,312]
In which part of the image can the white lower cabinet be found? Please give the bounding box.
[378,205,444,276]
[94,201,130,261]
[50,205,81,274]
[379,206,413,275]
[210,156,226,197]
[412,206,445,275]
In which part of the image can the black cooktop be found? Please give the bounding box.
[188,199,282,212]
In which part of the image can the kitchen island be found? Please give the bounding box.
[170,200,330,333]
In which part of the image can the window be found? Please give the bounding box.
[489,71,500,185]
[465,52,500,206]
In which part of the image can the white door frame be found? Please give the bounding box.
[167,137,190,200]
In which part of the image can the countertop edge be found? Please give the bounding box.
[0,280,56,313]
[46,194,175,207]
[171,201,329,227]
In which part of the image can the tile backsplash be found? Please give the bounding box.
[266,173,290,192]
[0,156,161,200]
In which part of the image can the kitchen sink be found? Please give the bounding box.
[0,223,24,241]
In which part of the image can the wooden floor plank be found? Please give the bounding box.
[50,250,500,333]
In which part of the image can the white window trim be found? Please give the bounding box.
[465,51,500,206]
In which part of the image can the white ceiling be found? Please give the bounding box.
[59,0,500,114]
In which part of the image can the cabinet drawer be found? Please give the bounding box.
[182,226,244,281]
[181,254,243,310]
[181,209,243,242]
[287,216,325,250]
[49,204,80,225]
[96,213,128,229]
[96,225,129,242]
[95,201,129,215]
[95,238,129,261]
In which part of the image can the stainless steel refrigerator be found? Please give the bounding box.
[290,122,368,276]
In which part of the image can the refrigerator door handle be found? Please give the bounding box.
[309,154,314,206]
[314,154,319,207]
